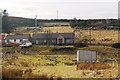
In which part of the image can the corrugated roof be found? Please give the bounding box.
[32,33,74,39]
[5,34,30,39]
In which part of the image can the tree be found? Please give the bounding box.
[2,10,11,33]
[93,21,105,29]
[118,19,120,27]
[70,17,78,28]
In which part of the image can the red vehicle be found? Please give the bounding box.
[0,34,5,47]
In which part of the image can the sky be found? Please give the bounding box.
[0,0,119,19]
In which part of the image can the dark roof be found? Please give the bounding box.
[32,33,74,39]
[5,34,30,39]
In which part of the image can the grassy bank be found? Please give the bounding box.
[2,45,119,78]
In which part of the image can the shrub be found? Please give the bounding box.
[64,62,75,66]
[24,68,32,74]
[50,47,76,52]
[112,43,120,48]
[19,61,29,67]
[75,42,88,47]
[2,67,62,79]
[2,67,23,78]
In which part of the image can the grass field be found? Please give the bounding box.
[2,45,119,78]
[43,26,73,33]
[76,29,119,44]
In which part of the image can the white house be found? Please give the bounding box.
[5,34,30,44]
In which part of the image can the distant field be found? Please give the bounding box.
[14,26,119,44]
[43,26,73,33]
[43,26,119,44]
[76,29,119,44]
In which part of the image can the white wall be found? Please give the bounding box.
[77,50,96,62]
[16,39,20,43]
[9,39,14,43]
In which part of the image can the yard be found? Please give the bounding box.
[2,45,119,79]
[2,26,119,79]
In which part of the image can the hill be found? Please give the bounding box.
[8,16,118,29]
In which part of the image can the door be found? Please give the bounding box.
[57,35,64,45]
[58,38,63,44]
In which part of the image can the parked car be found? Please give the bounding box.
[19,41,32,47]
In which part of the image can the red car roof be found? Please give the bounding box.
[0,34,5,39]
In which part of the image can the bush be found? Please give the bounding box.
[19,61,29,67]
[50,47,76,52]
[2,67,23,78]
[75,42,88,47]
[112,43,120,48]
[2,67,62,79]
[64,62,75,66]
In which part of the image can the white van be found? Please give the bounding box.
[19,40,32,47]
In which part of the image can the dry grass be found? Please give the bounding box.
[43,26,73,33]
[2,67,23,78]
[2,45,119,78]
[77,61,117,70]
[76,29,119,44]
[2,66,62,79]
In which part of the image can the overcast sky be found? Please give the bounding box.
[0,0,119,19]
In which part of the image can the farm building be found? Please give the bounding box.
[5,34,30,44]
[77,50,97,62]
[31,33,75,45]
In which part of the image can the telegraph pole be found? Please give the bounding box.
[89,21,92,45]
[35,15,37,27]
[118,1,120,43]
[0,9,2,33]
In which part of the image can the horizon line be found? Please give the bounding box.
[9,16,118,20]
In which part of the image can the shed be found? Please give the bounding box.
[77,50,97,62]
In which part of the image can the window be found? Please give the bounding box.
[52,39,56,43]
[66,39,73,43]
[66,39,70,43]
[10,39,14,43]
[36,40,39,44]
[44,40,46,43]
